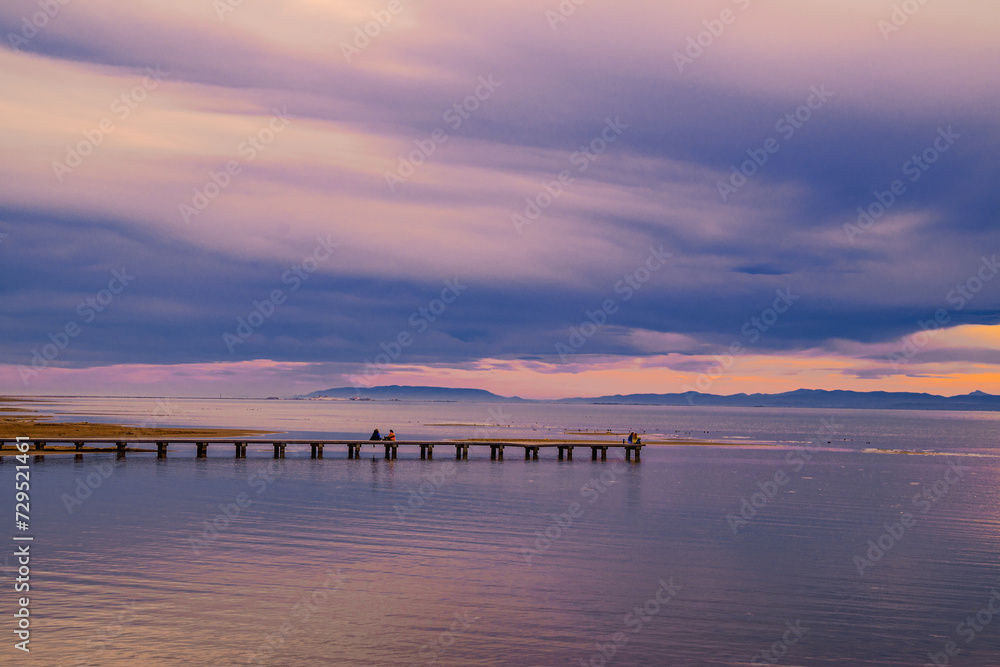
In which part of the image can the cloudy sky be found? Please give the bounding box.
[1,0,998,399]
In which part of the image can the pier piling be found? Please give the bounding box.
[0,438,640,464]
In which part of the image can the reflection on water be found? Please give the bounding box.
[6,402,1000,665]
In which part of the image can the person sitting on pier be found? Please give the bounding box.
[386,430,396,441]
[369,428,382,441]
[627,432,641,444]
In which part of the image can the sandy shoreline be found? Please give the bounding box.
[0,396,275,439]
[0,418,275,439]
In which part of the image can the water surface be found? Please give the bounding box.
[4,399,1000,665]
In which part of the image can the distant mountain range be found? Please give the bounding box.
[556,388,1000,411]
[299,385,525,402]
[297,385,1000,411]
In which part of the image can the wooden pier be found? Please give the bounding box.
[0,439,642,462]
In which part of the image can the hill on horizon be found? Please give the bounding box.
[296,386,1000,411]
[298,385,526,402]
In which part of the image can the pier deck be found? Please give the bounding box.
[0,439,642,462]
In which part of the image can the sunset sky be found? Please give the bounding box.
[1,0,998,399]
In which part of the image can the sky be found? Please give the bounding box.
[0,0,998,399]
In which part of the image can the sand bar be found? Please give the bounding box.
[0,417,274,440]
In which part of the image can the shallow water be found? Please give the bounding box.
[4,399,1000,665]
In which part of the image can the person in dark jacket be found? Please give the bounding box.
[370,429,381,441]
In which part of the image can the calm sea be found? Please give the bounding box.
[4,398,1000,666]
